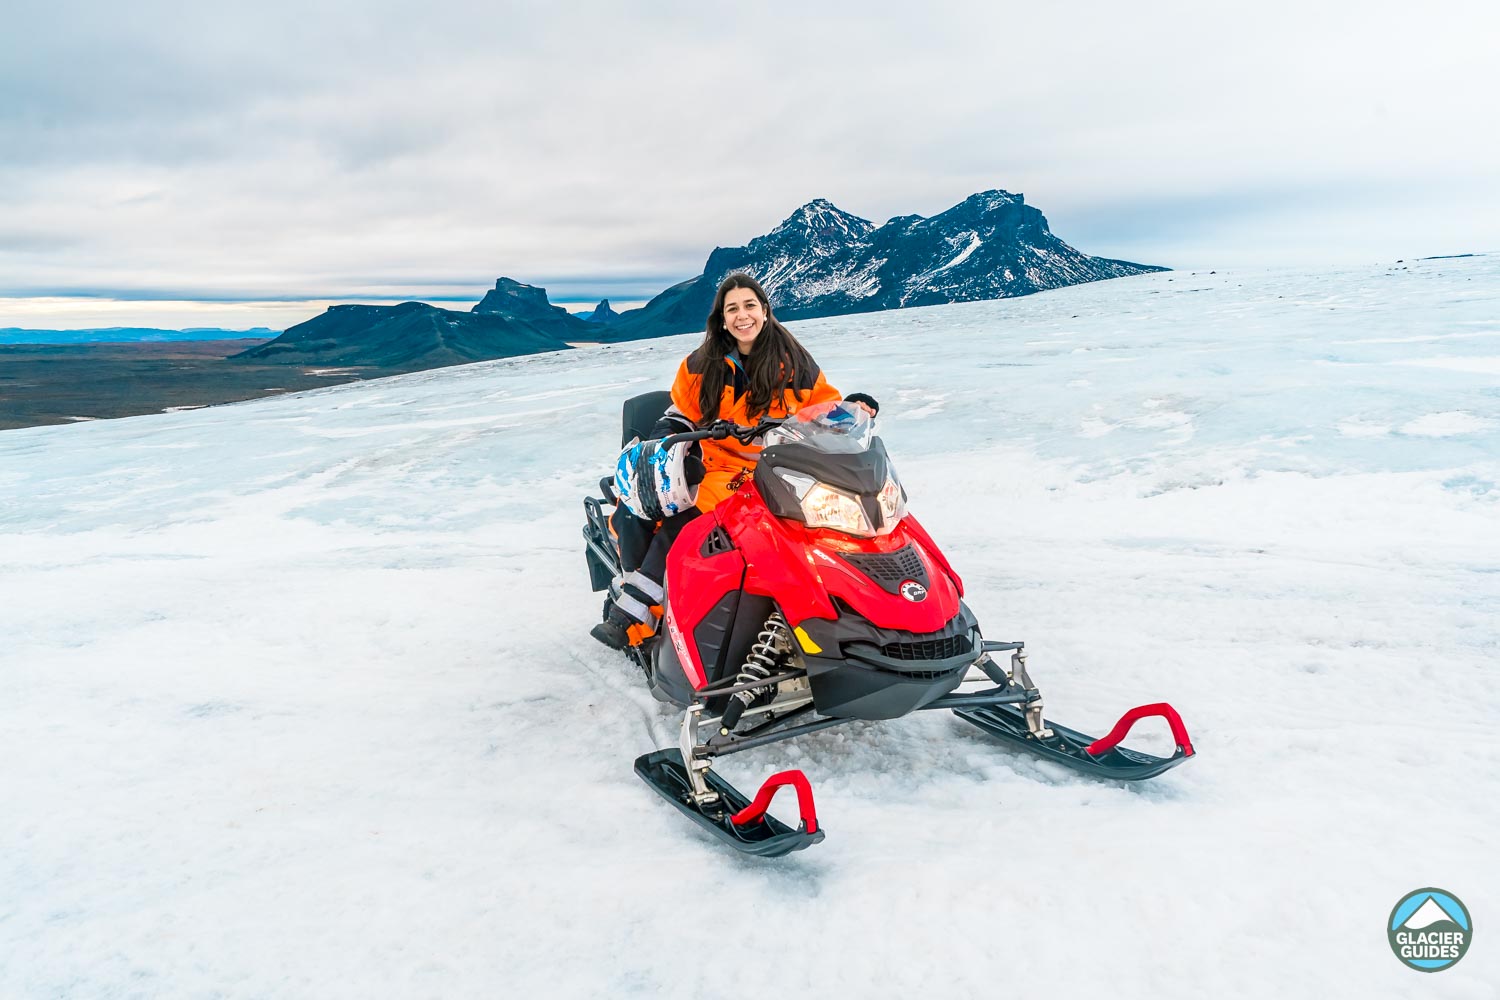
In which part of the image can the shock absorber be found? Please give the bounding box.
[719,612,792,732]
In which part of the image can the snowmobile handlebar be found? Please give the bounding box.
[661,417,785,448]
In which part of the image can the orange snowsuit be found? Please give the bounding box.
[668,353,842,512]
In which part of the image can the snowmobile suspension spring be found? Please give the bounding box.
[720,613,792,731]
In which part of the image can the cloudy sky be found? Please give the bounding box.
[3,0,1497,329]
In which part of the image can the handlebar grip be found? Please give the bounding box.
[661,422,738,447]
[660,429,712,447]
[660,418,781,448]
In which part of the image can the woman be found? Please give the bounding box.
[593,272,877,650]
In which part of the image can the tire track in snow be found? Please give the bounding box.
[563,646,674,751]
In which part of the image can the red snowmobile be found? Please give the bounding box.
[583,393,1194,857]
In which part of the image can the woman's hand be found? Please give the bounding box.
[844,392,879,417]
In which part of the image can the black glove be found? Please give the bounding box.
[684,441,706,486]
[650,412,696,438]
[844,392,879,415]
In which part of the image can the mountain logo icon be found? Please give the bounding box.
[1388,888,1472,972]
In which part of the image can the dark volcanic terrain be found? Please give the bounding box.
[0,340,381,431]
[235,295,577,368]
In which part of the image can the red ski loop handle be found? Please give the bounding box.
[730,769,819,834]
[1086,703,1195,758]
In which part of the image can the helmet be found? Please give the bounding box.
[614,437,700,520]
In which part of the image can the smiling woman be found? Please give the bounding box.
[591,271,880,651]
[721,284,765,353]
[688,273,827,428]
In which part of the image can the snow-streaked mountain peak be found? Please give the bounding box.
[774,198,877,241]
[962,188,1024,212]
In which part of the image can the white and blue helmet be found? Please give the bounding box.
[615,437,700,520]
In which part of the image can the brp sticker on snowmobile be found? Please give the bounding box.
[664,605,697,682]
[900,580,927,602]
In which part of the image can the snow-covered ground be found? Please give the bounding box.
[3,258,1497,998]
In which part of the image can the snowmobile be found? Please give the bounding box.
[583,392,1195,857]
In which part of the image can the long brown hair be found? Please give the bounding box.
[690,273,816,422]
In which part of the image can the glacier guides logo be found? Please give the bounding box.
[1388,888,1472,972]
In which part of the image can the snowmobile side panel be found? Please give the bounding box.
[634,749,825,858]
[716,486,960,633]
[691,590,742,690]
[663,513,743,689]
[648,622,696,706]
[716,487,838,624]
[954,704,1193,781]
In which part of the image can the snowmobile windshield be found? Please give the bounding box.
[756,402,906,537]
[762,400,875,454]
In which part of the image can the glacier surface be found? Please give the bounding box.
[2,257,1497,998]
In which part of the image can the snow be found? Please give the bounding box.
[3,257,1498,998]
[1399,411,1497,437]
[1396,355,1500,375]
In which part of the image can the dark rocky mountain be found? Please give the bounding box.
[574,299,619,323]
[604,190,1165,339]
[472,277,595,335]
[238,190,1164,370]
[233,301,573,369]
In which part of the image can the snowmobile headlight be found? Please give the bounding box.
[800,483,875,536]
[876,476,906,534]
[773,469,876,535]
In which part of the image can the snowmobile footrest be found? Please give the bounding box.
[954,702,1193,781]
[634,749,826,857]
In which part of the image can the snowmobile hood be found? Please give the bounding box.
[716,485,961,633]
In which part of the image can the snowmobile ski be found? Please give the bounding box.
[954,701,1194,781]
[634,748,825,858]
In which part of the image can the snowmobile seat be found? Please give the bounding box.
[599,391,675,579]
[622,390,673,447]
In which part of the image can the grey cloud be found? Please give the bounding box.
[2,0,1498,320]
[0,229,82,252]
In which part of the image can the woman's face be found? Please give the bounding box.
[721,286,766,354]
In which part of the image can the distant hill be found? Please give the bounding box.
[573,299,619,324]
[233,301,572,368]
[471,277,596,335]
[603,190,1166,340]
[1,326,277,345]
